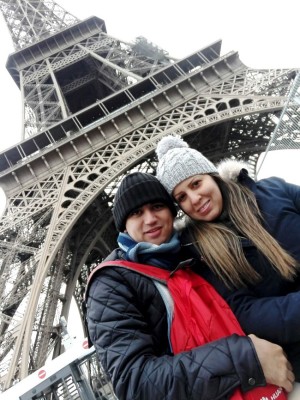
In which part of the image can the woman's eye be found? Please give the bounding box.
[176,194,185,203]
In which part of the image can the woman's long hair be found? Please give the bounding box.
[188,174,298,288]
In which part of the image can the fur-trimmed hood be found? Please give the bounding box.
[217,159,250,182]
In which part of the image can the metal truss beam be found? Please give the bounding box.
[0,0,299,393]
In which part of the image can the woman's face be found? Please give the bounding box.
[173,174,223,221]
[125,202,174,245]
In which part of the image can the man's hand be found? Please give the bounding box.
[249,334,295,393]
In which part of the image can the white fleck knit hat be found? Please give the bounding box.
[156,135,218,194]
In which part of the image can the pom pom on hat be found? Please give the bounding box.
[156,135,188,160]
[156,135,218,195]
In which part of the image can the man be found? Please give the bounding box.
[85,172,293,400]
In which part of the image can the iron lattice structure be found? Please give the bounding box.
[256,71,300,176]
[0,0,299,392]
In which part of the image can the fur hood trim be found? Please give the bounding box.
[217,159,249,182]
[174,216,189,232]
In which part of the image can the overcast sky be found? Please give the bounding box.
[0,0,299,181]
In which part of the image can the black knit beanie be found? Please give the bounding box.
[113,172,177,232]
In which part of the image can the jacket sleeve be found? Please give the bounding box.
[271,177,300,211]
[229,289,300,344]
[86,267,265,400]
[206,272,300,344]
[255,177,300,260]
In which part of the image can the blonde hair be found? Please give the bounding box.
[188,174,297,288]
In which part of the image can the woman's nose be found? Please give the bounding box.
[190,191,201,205]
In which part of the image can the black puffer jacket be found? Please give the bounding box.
[86,249,266,400]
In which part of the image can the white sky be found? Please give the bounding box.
[0,0,300,178]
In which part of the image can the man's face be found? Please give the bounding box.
[125,202,174,245]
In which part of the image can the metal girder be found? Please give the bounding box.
[0,0,299,394]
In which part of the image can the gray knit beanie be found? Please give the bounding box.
[113,172,177,232]
[156,135,218,194]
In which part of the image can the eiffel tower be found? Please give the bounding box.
[0,0,299,392]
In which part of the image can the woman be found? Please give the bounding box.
[156,134,300,380]
[85,171,292,400]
